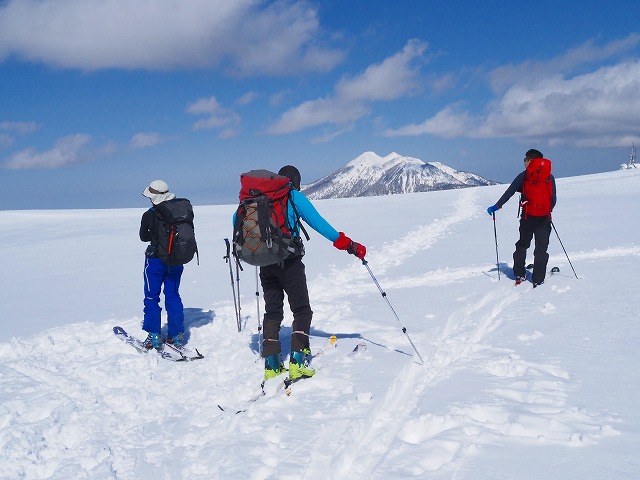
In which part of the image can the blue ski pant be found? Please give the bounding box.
[142,257,184,338]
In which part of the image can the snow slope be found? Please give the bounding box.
[1,170,639,479]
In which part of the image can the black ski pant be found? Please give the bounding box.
[260,256,312,358]
[513,215,552,284]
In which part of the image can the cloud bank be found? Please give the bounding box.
[0,0,343,75]
[267,39,427,137]
[3,134,93,169]
[385,36,640,148]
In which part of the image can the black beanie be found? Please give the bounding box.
[278,165,301,190]
[524,149,543,161]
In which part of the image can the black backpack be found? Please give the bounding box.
[154,198,198,266]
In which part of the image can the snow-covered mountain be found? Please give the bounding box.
[302,151,497,199]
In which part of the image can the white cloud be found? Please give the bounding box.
[384,105,473,139]
[386,37,640,148]
[477,61,640,146]
[488,33,640,93]
[0,0,343,75]
[129,132,164,149]
[269,90,292,107]
[0,121,39,148]
[236,91,258,106]
[186,96,240,136]
[267,39,427,136]
[269,96,370,134]
[0,121,39,134]
[335,40,426,101]
[3,134,93,169]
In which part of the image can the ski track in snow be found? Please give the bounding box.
[0,183,632,479]
[312,188,480,302]
[321,281,621,478]
[301,188,623,478]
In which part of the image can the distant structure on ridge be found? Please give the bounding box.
[621,142,637,170]
[302,151,497,200]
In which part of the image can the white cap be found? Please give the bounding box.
[142,179,176,205]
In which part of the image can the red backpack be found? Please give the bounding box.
[232,170,303,266]
[521,157,553,218]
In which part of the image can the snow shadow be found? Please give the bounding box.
[246,325,365,357]
[159,307,215,343]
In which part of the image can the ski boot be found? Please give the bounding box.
[166,332,184,348]
[143,332,162,351]
[289,348,315,381]
[264,354,285,381]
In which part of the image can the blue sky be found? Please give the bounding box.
[1,0,639,210]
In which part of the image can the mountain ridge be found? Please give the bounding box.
[302,151,497,199]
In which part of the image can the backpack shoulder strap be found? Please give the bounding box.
[287,192,310,241]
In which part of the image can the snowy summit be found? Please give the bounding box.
[302,151,496,199]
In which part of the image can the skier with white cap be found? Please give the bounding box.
[139,180,186,350]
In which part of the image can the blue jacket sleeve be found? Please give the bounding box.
[289,190,339,242]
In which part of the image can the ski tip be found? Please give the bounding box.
[348,342,367,356]
[113,326,125,334]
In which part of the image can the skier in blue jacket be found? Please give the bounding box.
[257,165,366,382]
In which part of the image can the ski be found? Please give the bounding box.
[515,266,559,286]
[163,341,205,362]
[312,334,337,359]
[218,340,366,414]
[284,341,366,396]
[113,326,204,362]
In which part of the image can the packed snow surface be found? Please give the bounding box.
[1,170,639,479]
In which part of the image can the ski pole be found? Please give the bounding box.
[235,257,242,332]
[362,259,424,365]
[492,212,501,281]
[550,222,579,279]
[255,266,262,355]
[224,238,241,332]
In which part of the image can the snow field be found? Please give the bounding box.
[1,170,639,479]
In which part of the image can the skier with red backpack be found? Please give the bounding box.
[233,165,366,382]
[487,149,557,287]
